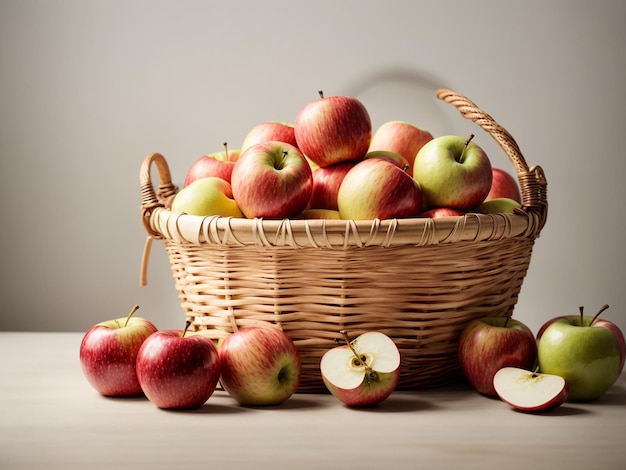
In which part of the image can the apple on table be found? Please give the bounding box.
[295,91,372,168]
[218,326,302,406]
[413,134,492,211]
[230,141,313,219]
[537,304,625,401]
[183,143,240,187]
[457,316,537,397]
[493,367,568,412]
[337,158,423,220]
[79,305,158,397]
[136,321,221,410]
[320,330,401,407]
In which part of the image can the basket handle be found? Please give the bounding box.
[140,152,178,239]
[435,89,548,228]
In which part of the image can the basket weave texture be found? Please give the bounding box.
[139,89,548,392]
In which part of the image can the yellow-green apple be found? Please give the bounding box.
[296,208,342,219]
[363,150,410,170]
[241,121,298,152]
[79,305,158,397]
[537,304,625,401]
[171,177,244,218]
[368,120,433,174]
[419,207,465,218]
[474,197,521,214]
[231,141,313,219]
[320,330,400,407]
[493,367,568,412]
[183,143,240,187]
[218,327,301,406]
[458,316,537,397]
[485,168,522,203]
[308,161,357,211]
[337,158,422,220]
[136,322,221,410]
[413,134,492,211]
[294,91,371,168]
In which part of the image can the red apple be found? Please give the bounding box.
[183,143,240,187]
[458,316,537,397]
[231,141,313,219]
[337,158,422,220]
[363,150,410,170]
[308,161,357,211]
[294,91,371,167]
[79,305,158,397]
[219,327,302,406]
[419,207,466,218]
[320,331,400,407]
[136,322,221,410]
[485,168,522,203]
[368,120,433,174]
[413,134,492,211]
[241,121,298,152]
[493,367,569,412]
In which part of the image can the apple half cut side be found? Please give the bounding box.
[493,367,569,412]
[320,331,401,407]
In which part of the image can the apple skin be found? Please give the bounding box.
[474,197,521,214]
[231,141,313,219]
[296,208,342,219]
[79,309,158,397]
[308,161,357,211]
[419,207,465,218]
[136,329,221,410]
[485,168,522,203]
[337,158,423,220]
[295,93,372,168]
[241,121,297,152]
[537,312,625,401]
[219,327,302,406]
[368,120,433,175]
[363,150,410,170]
[171,177,244,217]
[322,368,399,408]
[413,135,492,211]
[458,316,538,397]
[183,147,240,187]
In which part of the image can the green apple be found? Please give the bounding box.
[537,304,626,401]
[171,176,244,217]
[413,134,492,211]
[474,197,521,214]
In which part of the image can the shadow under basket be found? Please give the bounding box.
[139,88,548,392]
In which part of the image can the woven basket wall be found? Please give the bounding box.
[139,89,548,392]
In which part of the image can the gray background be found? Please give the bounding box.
[1,0,624,335]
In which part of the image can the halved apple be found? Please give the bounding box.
[320,331,400,407]
[493,367,568,412]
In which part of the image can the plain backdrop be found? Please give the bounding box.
[1,0,625,335]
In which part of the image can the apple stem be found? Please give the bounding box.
[182,320,192,338]
[402,164,410,173]
[123,305,140,328]
[579,305,584,326]
[339,330,379,382]
[223,142,228,153]
[589,304,610,326]
[459,133,475,163]
[318,90,324,99]
[503,316,510,328]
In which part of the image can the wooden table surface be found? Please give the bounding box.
[1,332,625,470]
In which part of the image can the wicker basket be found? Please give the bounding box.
[139,89,548,392]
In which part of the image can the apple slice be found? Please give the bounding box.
[320,330,400,407]
[493,367,568,412]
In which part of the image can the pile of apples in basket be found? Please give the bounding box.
[170,90,522,220]
[80,91,624,412]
